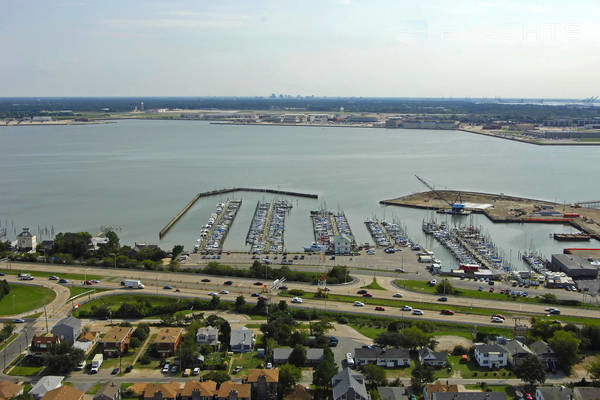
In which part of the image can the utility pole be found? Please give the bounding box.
[44,306,49,333]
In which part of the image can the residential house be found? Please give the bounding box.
[331,367,368,400]
[501,339,533,367]
[101,326,133,357]
[423,382,458,400]
[41,385,84,400]
[273,348,323,366]
[473,344,508,369]
[574,387,600,400]
[29,376,64,399]
[218,381,251,400]
[0,380,23,400]
[246,368,279,400]
[196,327,220,349]
[230,327,254,353]
[153,327,183,357]
[307,348,324,365]
[51,315,82,343]
[17,227,36,251]
[31,334,60,353]
[333,234,352,255]
[378,386,407,400]
[418,348,448,367]
[130,382,180,400]
[354,347,411,368]
[431,393,507,400]
[179,380,217,400]
[530,340,558,370]
[74,330,99,354]
[93,382,120,400]
[285,385,313,400]
[536,386,573,400]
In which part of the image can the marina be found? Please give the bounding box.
[309,210,355,248]
[423,220,511,277]
[246,200,291,254]
[195,200,242,254]
[364,219,392,248]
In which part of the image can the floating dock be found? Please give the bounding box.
[365,219,392,247]
[246,200,291,254]
[159,187,317,239]
[195,200,242,253]
[310,210,355,247]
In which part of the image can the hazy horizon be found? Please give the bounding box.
[3,0,599,98]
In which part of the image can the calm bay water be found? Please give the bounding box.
[1,119,598,269]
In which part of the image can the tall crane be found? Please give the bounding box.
[415,175,466,214]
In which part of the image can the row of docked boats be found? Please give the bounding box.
[246,200,291,254]
[310,210,355,248]
[195,200,242,253]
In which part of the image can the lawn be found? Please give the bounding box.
[8,365,44,376]
[448,356,514,379]
[74,294,182,317]
[0,334,18,352]
[361,278,386,290]
[348,322,512,341]
[0,269,104,281]
[231,351,263,375]
[135,334,161,369]
[101,351,137,371]
[68,286,108,298]
[464,384,517,399]
[0,284,56,316]
[86,382,103,395]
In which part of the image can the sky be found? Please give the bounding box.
[1,0,599,98]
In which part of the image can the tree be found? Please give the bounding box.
[52,232,91,258]
[435,279,458,295]
[130,337,142,348]
[45,342,85,374]
[313,347,338,399]
[363,364,386,388]
[207,315,231,349]
[548,330,581,374]
[289,345,307,367]
[310,320,333,337]
[235,295,246,311]
[171,245,184,259]
[132,323,150,341]
[255,297,267,314]
[514,354,546,385]
[375,327,430,350]
[278,363,302,397]
[586,355,600,381]
[411,363,435,394]
[204,370,231,384]
[209,295,220,309]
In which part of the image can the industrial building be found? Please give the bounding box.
[550,254,599,279]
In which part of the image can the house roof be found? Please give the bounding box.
[285,384,313,400]
[53,315,81,331]
[32,334,59,344]
[180,380,217,398]
[230,327,254,346]
[432,393,507,400]
[218,381,251,399]
[354,347,410,359]
[130,382,180,399]
[474,344,507,355]
[41,385,84,400]
[332,367,368,400]
[307,348,324,361]
[536,387,573,400]
[425,382,459,398]
[246,368,279,383]
[17,228,33,238]
[378,386,408,400]
[154,328,183,344]
[77,331,98,342]
[274,348,293,360]
[419,347,448,362]
[530,340,555,356]
[102,327,132,343]
[94,382,119,399]
[197,327,219,336]
[501,340,532,356]
[574,387,600,400]
[29,376,64,398]
[0,380,22,399]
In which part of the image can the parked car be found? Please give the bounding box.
[125,365,133,373]
[111,367,119,375]
[162,364,170,373]
[233,366,242,374]
[329,336,339,346]
[193,367,200,376]
[429,279,437,286]
[170,366,177,373]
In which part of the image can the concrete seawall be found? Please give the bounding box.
[159,188,318,239]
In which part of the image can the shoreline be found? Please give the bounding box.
[0,120,114,127]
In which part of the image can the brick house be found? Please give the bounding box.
[246,369,279,400]
[153,328,183,357]
[31,334,60,353]
[101,327,133,357]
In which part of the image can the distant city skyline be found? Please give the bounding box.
[2,0,599,97]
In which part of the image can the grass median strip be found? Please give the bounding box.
[0,284,56,316]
